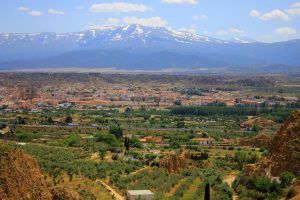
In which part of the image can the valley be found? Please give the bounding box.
[0,73,300,200]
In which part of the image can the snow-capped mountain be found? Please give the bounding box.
[0,24,230,62]
[0,24,228,48]
[230,37,258,44]
[0,24,299,72]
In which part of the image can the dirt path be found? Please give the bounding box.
[224,173,238,200]
[129,166,151,176]
[97,179,125,200]
[224,174,236,187]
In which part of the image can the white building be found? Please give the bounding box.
[127,190,154,200]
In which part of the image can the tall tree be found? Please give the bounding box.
[205,182,210,200]
[124,136,130,151]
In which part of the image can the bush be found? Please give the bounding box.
[130,137,143,149]
[13,133,38,142]
[64,134,80,147]
[234,173,283,200]
[109,126,123,139]
[280,171,295,188]
[95,133,118,146]
[215,183,233,200]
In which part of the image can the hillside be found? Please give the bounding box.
[268,109,300,176]
[0,147,53,200]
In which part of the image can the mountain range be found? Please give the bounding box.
[0,24,299,73]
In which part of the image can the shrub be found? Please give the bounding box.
[64,134,80,147]
[280,171,295,188]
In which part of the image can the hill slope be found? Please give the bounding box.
[0,147,52,200]
[269,109,300,176]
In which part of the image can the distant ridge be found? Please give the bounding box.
[0,24,299,73]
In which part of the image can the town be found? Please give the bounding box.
[1,72,300,200]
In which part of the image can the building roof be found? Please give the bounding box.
[192,137,215,142]
[127,190,154,195]
[139,136,162,143]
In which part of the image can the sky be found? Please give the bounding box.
[0,0,300,42]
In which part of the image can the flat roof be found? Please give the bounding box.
[127,190,154,195]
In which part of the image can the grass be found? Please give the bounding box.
[164,178,187,199]
[181,178,202,200]
[46,174,114,200]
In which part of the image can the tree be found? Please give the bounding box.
[215,183,233,200]
[169,139,181,149]
[109,126,123,139]
[99,146,107,160]
[205,182,210,200]
[280,171,295,187]
[95,133,117,146]
[124,136,130,151]
[47,117,54,125]
[130,137,143,149]
[176,118,185,128]
[65,116,73,124]
[252,125,259,133]
[174,100,182,106]
[64,134,80,147]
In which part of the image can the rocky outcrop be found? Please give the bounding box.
[160,151,190,173]
[239,134,272,148]
[286,180,300,200]
[240,117,274,129]
[50,188,80,200]
[0,147,53,200]
[268,110,300,176]
[243,110,300,177]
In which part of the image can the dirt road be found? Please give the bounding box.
[224,173,238,200]
[97,180,125,200]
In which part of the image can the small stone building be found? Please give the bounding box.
[0,123,10,135]
[191,137,215,145]
[127,190,154,200]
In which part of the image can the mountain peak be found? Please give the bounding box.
[230,37,258,44]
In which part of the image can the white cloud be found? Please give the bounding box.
[216,28,244,36]
[179,28,196,33]
[193,14,208,20]
[275,27,297,36]
[216,30,228,36]
[286,8,300,16]
[179,24,197,33]
[90,3,148,13]
[202,30,210,35]
[87,18,122,29]
[260,9,290,21]
[28,10,43,16]
[87,16,168,29]
[17,6,30,12]
[291,2,300,8]
[106,18,121,26]
[123,16,167,27]
[249,9,260,17]
[48,9,64,15]
[229,28,244,34]
[75,6,85,10]
[87,18,121,29]
[161,0,198,4]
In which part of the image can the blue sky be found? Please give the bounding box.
[1,0,300,42]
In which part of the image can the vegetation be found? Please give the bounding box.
[233,173,283,200]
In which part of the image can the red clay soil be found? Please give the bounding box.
[239,133,272,148]
[268,110,300,176]
[0,148,53,200]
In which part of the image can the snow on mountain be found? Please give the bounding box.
[230,37,258,44]
[0,24,230,47]
[0,24,299,71]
